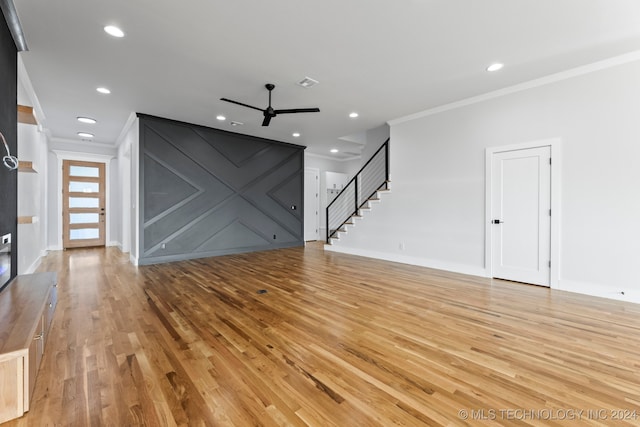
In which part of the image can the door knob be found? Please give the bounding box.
[492,219,504,224]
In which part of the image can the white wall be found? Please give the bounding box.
[16,123,46,273]
[109,158,120,246]
[359,123,390,168]
[16,65,48,274]
[329,57,640,303]
[115,116,138,261]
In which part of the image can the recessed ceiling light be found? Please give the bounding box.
[487,63,504,72]
[292,132,301,137]
[77,132,94,138]
[330,149,339,153]
[77,117,97,124]
[104,25,125,38]
[96,87,111,94]
[230,121,243,126]
[349,112,359,118]
[216,115,226,121]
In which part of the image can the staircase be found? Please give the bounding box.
[326,139,389,244]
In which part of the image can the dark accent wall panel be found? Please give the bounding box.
[0,10,17,289]
[138,114,305,265]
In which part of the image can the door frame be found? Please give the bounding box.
[52,150,115,250]
[62,160,106,249]
[485,138,561,289]
[304,167,320,241]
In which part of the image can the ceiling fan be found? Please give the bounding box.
[220,83,320,127]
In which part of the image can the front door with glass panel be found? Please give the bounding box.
[63,160,106,248]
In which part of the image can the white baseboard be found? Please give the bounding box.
[323,246,640,306]
[324,245,488,278]
[557,279,640,304]
[24,256,42,274]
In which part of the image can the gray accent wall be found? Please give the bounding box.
[0,9,17,289]
[138,114,304,264]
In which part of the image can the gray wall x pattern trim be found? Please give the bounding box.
[138,115,304,265]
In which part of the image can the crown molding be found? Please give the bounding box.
[305,151,360,162]
[389,50,640,126]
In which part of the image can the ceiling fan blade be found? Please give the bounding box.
[220,98,264,112]
[262,115,272,126]
[274,108,320,114]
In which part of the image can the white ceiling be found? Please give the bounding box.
[12,0,640,159]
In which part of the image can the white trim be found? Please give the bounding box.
[305,152,361,162]
[557,279,640,305]
[390,50,640,125]
[304,167,320,241]
[53,151,114,250]
[51,150,115,163]
[325,244,488,277]
[50,137,116,148]
[131,126,140,264]
[485,138,561,289]
[23,255,42,275]
[115,112,138,147]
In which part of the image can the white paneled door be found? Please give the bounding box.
[304,168,320,241]
[491,146,551,286]
[62,160,106,249]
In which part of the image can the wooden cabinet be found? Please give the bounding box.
[0,272,57,423]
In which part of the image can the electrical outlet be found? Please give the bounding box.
[273,234,277,240]
[399,242,405,250]
[161,243,166,249]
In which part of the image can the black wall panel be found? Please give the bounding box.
[0,11,17,289]
[138,114,304,264]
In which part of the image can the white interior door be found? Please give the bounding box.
[491,146,551,286]
[304,168,319,241]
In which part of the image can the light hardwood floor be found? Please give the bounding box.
[4,243,640,426]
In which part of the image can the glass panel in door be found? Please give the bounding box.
[63,160,106,249]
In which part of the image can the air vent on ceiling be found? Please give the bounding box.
[297,77,319,88]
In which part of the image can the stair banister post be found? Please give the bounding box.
[354,177,359,217]
[385,140,390,186]
[326,205,329,243]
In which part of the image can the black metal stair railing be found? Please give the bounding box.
[326,139,389,243]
